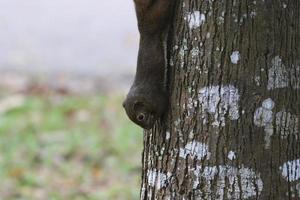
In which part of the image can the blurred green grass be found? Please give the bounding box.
[0,93,143,200]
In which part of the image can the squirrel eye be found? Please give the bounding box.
[137,113,146,122]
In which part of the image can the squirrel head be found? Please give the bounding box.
[123,86,167,130]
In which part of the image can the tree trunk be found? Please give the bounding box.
[140,0,300,199]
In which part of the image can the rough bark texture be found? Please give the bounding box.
[140,0,300,199]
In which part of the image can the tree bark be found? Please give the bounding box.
[140,0,300,199]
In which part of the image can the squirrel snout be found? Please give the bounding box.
[123,96,157,130]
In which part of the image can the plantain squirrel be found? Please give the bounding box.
[123,0,174,130]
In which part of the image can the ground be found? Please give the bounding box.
[0,74,142,200]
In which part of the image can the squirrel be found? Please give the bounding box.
[123,0,174,130]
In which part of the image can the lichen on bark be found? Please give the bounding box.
[140,0,300,199]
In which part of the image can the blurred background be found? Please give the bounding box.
[0,0,143,199]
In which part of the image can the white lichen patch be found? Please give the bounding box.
[147,169,170,189]
[206,32,211,39]
[198,85,240,127]
[250,11,257,18]
[230,51,241,64]
[178,39,188,68]
[193,165,263,199]
[191,47,200,58]
[186,97,198,116]
[275,111,299,139]
[262,98,275,110]
[228,151,236,160]
[267,56,300,90]
[267,56,288,90]
[179,141,211,160]
[280,159,300,182]
[186,11,206,29]
[255,76,261,86]
[254,99,299,147]
[283,3,287,8]
[253,98,275,149]
[290,64,300,89]
[166,131,171,140]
